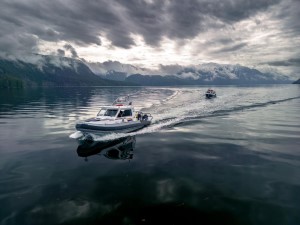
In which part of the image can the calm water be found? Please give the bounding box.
[0,85,300,225]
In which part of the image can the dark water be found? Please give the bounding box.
[0,85,300,225]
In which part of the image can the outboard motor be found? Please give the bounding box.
[142,114,148,121]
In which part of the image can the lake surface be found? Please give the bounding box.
[0,85,300,225]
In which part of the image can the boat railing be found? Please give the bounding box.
[113,96,132,106]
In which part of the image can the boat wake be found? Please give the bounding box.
[70,87,300,142]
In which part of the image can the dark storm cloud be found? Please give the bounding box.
[206,0,281,22]
[264,58,300,67]
[163,0,282,39]
[272,0,300,36]
[116,0,168,46]
[213,42,248,53]
[63,44,78,58]
[215,38,236,45]
[0,0,283,57]
[57,49,65,57]
[117,0,282,44]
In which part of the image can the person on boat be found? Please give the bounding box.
[142,114,148,121]
[136,112,141,120]
[118,111,124,117]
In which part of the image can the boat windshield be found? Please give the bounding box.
[97,109,118,117]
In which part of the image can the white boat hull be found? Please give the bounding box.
[75,120,150,134]
[205,93,216,98]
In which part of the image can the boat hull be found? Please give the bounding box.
[205,93,216,98]
[75,120,151,134]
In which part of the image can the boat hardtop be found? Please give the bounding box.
[206,88,215,93]
[113,95,132,106]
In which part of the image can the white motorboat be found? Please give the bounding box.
[205,89,217,98]
[74,96,152,136]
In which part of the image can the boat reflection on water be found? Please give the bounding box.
[76,136,136,160]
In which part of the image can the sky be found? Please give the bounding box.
[0,0,300,78]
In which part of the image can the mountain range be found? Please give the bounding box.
[89,61,292,85]
[0,56,126,88]
[0,55,294,88]
[293,79,300,84]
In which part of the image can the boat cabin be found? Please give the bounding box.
[96,106,134,119]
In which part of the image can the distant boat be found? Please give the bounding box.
[205,89,216,98]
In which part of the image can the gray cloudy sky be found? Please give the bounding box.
[0,0,300,77]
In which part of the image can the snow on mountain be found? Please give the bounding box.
[178,71,200,80]
[87,60,151,76]
[0,55,122,87]
[174,63,291,82]
[85,60,290,83]
[8,54,80,71]
[195,63,239,80]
